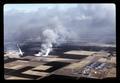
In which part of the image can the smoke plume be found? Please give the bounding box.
[35,29,58,56]
[4,4,116,52]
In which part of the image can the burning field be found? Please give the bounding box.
[4,4,116,80]
[4,41,116,80]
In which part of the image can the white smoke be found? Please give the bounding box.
[34,29,58,56]
[4,4,116,52]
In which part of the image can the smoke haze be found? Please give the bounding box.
[4,4,116,51]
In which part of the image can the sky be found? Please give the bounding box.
[4,4,115,12]
[4,4,116,50]
[4,4,78,12]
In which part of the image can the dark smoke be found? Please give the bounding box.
[4,4,116,51]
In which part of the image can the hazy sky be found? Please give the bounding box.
[4,4,115,12]
[4,4,116,46]
[4,4,78,12]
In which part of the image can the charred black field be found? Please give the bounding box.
[20,41,116,56]
[4,41,116,80]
